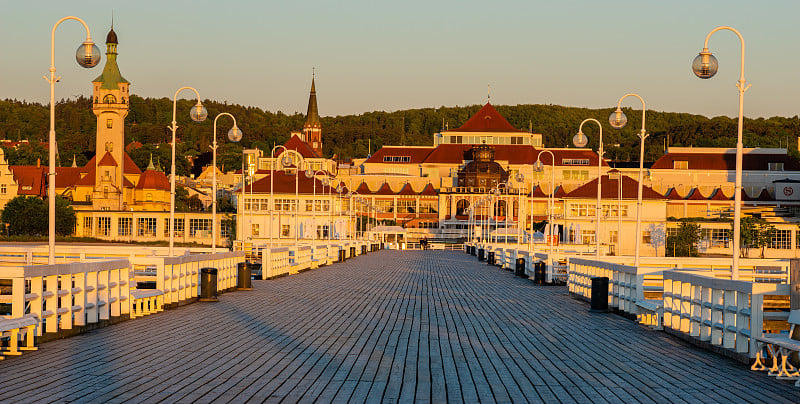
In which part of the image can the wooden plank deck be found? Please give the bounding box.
[1,250,799,403]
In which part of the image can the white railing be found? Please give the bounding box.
[0,245,209,267]
[663,270,789,358]
[0,259,131,337]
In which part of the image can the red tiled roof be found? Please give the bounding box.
[123,153,142,174]
[364,146,435,164]
[98,151,118,167]
[685,188,706,200]
[418,183,438,196]
[651,152,800,171]
[663,188,683,200]
[9,166,46,196]
[354,182,373,195]
[422,144,538,165]
[757,188,773,201]
[125,141,143,152]
[741,189,755,201]
[565,175,664,200]
[246,170,333,194]
[136,170,169,190]
[529,185,547,198]
[708,188,730,201]
[451,103,525,133]
[532,148,609,167]
[396,183,417,195]
[275,135,319,159]
[374,183,395,195]
[55,167,83,188]
[553,186,567,198]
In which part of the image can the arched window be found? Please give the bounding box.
[494,200,507,217]
[146,193,153,202]
[103,94,116,104]
[456,199,470,216]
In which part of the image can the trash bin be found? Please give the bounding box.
[533,262,546,285]
[362,245,367,255]
[199,267,218,302]
[237,262,252,291]
[515,258,526,277]
[350,246,356,257]
[338,249,346,262]
[590,276,609,313]
[478,248,485,261]
[487,251,495,265]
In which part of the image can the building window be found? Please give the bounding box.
[768,162,784,171]
[0,184,5,194]
[317,225,329,238]
[642,230,652,244]
[375,200,394,213]
[581,230,595,245]
[137,217,157,237]
[397,200,416,213]
[118,217,132,236]
[83,217,93,234]
[673,160,688,170]
[251,224,259,237]
[106,119,113,129]
[771,229,791,249]
[419,201,438,214]
[221,221,230,239]
[609,230,618,244]
[274,199,296,211]
[189,218,212,237]
[281,224,290,237]
[146,193,153,202]
[164,218,185,237]
[561,158,589,166]
[563,170,589,180]
[97,217,111,236]
[601,203,628,217]
[103,94,116,103]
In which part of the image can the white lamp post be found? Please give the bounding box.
[575,118,603,259]
[304,169,328,248]
[211,113,242,253]
[277,150,304,246]
[169,87,208,256]
[692,26,749,280]
[534,150,555,260]
[492,182,510,244]
[269,145,288,249]
[46,16,101,264]
[515,174,524,250]
[609,94,649,267]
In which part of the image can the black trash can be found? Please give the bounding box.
[478,248,485,261]
[533,262,546,285]
[338,249,346,262]
[362,245,367,255]
[350,246,356,258]
[590,276,609,313]
[199,267,218,302]
[487,251,495,265]
[237,262,253,290]
[515,258,526,277]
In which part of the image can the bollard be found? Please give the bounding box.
[589,276,609,313]
[237,262,253,291]
[515,258,526,277]
[487,251,495,266]
[362,245,367,255]
[199,267,219,302]
[350,246,356,258]
[478,248,485,261]
[533,262,546,285]
[338,249,346,262]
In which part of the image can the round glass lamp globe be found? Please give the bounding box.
[281,155,293,168]
[190,104,208,122]
[533,160,544,173]
[76,42,101,68]
[692,52,718,79]
[336,186,344,193]
[515,173,524,183]
[609,110,627,129]
[227,126,243,142]
[573,132,589,148]
[305,169,314,178]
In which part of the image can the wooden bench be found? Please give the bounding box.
[0,316,38,360]
[752,310,800,387]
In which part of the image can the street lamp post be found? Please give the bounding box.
[46,16,101,264]
[169,87,208,256]
[278,150,304,246]
[304,169,329,248]
[514,174,525,250]
[609,94,649,268]
[692,26,749,280]
[492,182,510,244]
[211,113,242,253]
[534,150,555,260]
[574,118,603,259]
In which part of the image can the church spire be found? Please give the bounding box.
[302,71,323,156]
[305,74,320,127]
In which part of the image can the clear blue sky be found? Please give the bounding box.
[2,0,798,119]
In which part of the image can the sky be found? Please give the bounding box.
[1,0,799,119]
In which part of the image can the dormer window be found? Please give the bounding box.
[768,162,784,171]
[674,160,688,170]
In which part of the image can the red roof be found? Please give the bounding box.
[708,188,730,201]
[364,146,435,164]
[756,188,773,201]
[530,185,547,198]
[55,167,83,188]
[685,188,706,200]
[565,175,664,200]
[396,183,417,195]
[123,153,142,174]
[275,135,319,159]
[451,103,525,133]
[246,170,333,194]
[374,183,395,195]
[98,152,118,167]
[9,166,46,196]
[663,188,683,200]
[136,170,170,190]
[651,151,800,171]
[553,186,567,198]
[418,183,438,196]
[532,148,608,167]
[354,182,373,195]
[125,141,143,152]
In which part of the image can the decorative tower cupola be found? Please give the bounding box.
[91,25,130,210]
[302,74,323,156]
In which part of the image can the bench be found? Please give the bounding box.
[752,310,800,387]
[130,289,164,319]
[0,316,38,359]
[636,299,664,330]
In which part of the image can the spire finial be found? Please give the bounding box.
[487,84,490,102]
[312,66,315,80]
[111,10,114,29]
[147,153,155,170]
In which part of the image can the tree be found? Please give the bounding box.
[221,214,236,250]
[186,194,204,212]
[217,195,236,212]
[736,216,776,258]
[1,195,76,236]
[666,220,702,257]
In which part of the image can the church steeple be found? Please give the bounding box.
[302,72,323,156]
